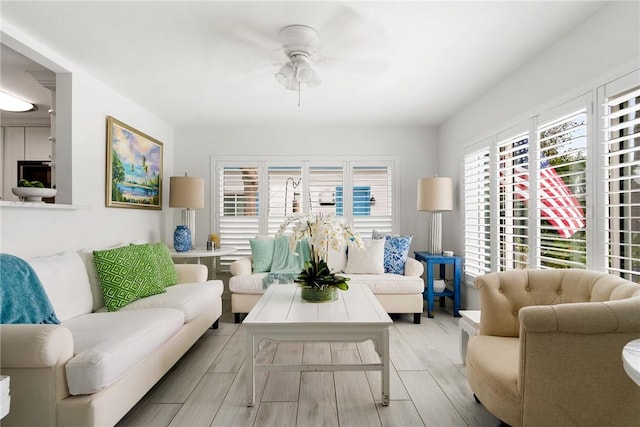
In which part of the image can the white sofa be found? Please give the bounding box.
[229,255,425,324]
[0,246,224,427]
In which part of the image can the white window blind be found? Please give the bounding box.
[213,159,395,265]
[463,145,492,279]
[603,85,640,282]
[308,165,344,216]
[351,164,393,237]
[218,164,260,261]
[267,166,302,236]
[536,109,587,269]
[496,133,530,270]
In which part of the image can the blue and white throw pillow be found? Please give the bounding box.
[372,230,413,275]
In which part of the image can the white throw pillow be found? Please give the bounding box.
[28,251,93,322]
[326,242,348,273]
[344,239,385,274]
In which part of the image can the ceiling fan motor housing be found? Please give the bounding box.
[279,25,319,58]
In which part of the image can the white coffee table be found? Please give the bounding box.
[244,283,392,406]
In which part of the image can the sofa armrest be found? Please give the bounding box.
[174,263,208,283]
[230,257,252,276]
[0,324,73,368]
[404,257,424,277]
[517,297,640,425]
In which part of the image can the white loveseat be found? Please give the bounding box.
[0,245,224,427]
[229,253,425,324]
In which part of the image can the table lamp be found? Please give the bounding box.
[169,174,204,250]
[417,176,453,255]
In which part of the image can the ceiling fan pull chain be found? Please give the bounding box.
[298,80,301,107]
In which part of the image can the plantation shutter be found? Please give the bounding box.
[496,133,530,270]
[267,165,302,236]
[217,164,260,261]
[602,80,640,282]
[463,144,492,280]
[351,164,393,237]
[536,107,587,269]
[308,164,344,216]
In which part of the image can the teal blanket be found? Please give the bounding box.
[0,253,60,324]
[262,236,311,288]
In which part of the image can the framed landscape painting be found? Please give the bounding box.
[106,116,163,209]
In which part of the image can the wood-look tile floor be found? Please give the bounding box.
[117,299,499,427]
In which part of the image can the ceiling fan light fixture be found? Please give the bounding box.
[275,62,295,87]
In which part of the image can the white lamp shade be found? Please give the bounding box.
[169,176,204,209]
[417,177,453,212]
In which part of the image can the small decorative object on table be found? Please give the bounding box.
[209,233,221,249]
[276,213,363,303]
[173,225,191,252]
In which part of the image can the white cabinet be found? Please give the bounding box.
[1,126,51,201]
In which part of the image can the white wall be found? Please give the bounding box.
[173,125,438,251]
[0,26,174,258]
[438,1,640,309]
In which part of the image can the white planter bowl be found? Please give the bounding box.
[12,187,57,202]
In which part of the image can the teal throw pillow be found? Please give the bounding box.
[93,244,166,311]
[150,243,179,286]
[250,238,275,273]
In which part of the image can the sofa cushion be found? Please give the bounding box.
[344,274,424,294]
[229,273,269,294]
[63,308,184,395]
[28,251,93,322]
[149,243,179,286]
[93,244,166,311]
[249,237,275,273]
[230,273,423,295]
[344,239,385,274]
[113,281,223,322]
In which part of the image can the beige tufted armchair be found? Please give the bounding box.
[466,269,640,427]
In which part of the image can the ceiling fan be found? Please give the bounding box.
[274,25,322,92]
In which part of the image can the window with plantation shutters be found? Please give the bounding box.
[463,144,492,281]
[496,133,530,270]
[217,164,260,261]
[308,165,344,216]
[536,109,587,269]
[267,166,302,236]
[602,81,640,283]
[351,164,393,237]
[213,158,395,268]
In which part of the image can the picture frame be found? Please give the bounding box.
[106,116,163,209]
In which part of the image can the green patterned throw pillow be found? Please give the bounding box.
[150,243,179,286]
[93,244,166,311]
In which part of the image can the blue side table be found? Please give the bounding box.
[414,252,462,318]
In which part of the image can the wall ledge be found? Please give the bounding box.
[0,201,89,210]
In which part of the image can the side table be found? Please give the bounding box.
[414,252,462,318]
[168,246,237,264]
[459,310,481,364]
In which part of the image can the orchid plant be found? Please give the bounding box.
[275,213,364,290]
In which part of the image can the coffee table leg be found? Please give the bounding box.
[382,329,390,405]
[246,330,255,407]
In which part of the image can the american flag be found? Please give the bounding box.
[503,140,585,239]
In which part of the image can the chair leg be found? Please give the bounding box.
[234,313,241,324]
[211,319,219,329]
[413,313,421,324]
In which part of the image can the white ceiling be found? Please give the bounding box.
[1,1,606,128]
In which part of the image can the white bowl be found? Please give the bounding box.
[12,187,57,202]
